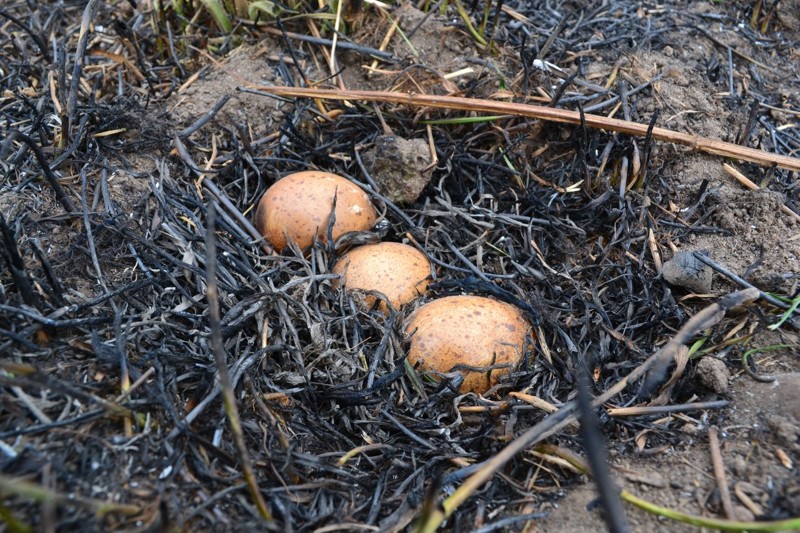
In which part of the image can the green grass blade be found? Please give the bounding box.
[199,0,233,32]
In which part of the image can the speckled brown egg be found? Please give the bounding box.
[333,242,431,312]
[405,295,531,394]
[254,171,377,252]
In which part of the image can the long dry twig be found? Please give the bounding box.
[255,87,800,172]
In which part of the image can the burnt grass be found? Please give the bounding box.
[1,0,799,531]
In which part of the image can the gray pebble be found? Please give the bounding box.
[662,251,713,293]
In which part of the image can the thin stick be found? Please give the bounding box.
[81,167,107,291]
[369,14,400,74]
[577,362,630,533]
[205,202,272,522]
[67,0,100,141]
[709,427,734,520]
[5,132,75,213]
[738,99,760,146]
[607,400,728,417]
[329,0,344,84]
[622,489,800,531]
[114,367,156,402]
[692,252,798,321]
[258,25,396,60]
[178,95,231,138]
[11,386,52,424]
[256,87,800,172]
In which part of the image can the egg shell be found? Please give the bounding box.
[254,171,377,252]
[405,295,531,394]
[333,242,431,312]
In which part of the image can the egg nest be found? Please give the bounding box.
[2,1,798,531]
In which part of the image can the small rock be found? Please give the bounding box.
[662,251,713,293]
[696,357,730,394]
[361,135,432,204]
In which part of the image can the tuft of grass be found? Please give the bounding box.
[767,291,800,330]
[199,0,233,32]
[248,0,291,19]
[159,0,305,35]
[450,0,487,47]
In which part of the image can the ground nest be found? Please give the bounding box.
[1,0,800,531]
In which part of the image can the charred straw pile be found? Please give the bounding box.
[1,0,799,530]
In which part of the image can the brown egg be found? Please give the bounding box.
[405,295,531,394]
[254,171,377,252]
[333,242,431,312]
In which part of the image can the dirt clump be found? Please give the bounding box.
[661,250,713,293]
[361,135,433,204]
[695,356,731,394]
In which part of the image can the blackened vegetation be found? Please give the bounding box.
[1,0,798,531]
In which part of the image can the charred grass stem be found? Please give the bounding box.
[205,202,272,522]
